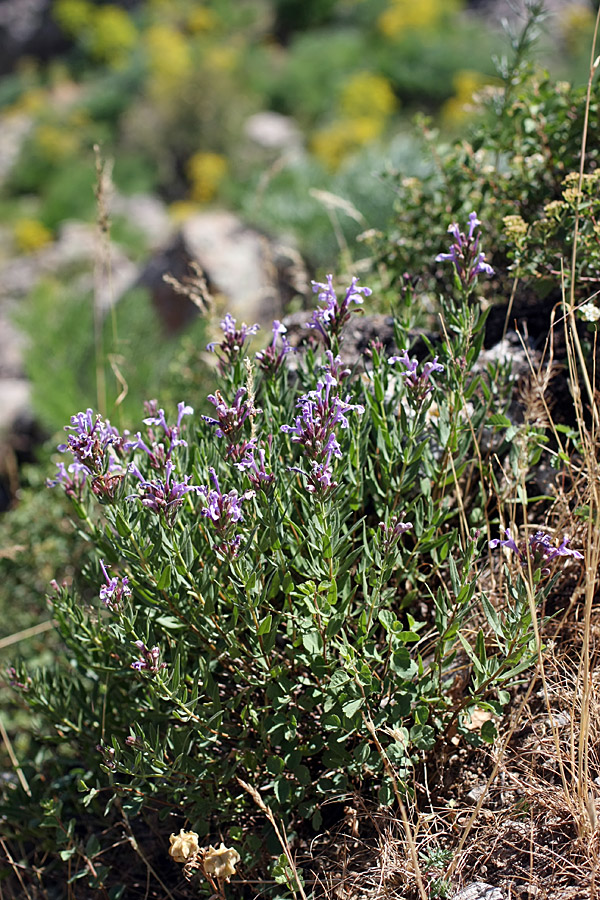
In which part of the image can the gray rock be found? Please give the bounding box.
[0,113,34,185]
[244,112,302,152]
[110,192,172,250]
[453,882,505,900]
[139,210,308,333]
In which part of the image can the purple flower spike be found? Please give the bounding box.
[199,467,255,555]
[435,211,494,287]
[389,350,444,400]
[282,361,363,496]
[131,640,166,674]
[128,460,201,524]
[379,516,413,553]
[308,275,372,347]
[136,399,194,463]
[58,409,122,475]
[490,528,583,575]
[255,319,295,374]
[235,446,275,491]
[99,559,132,610]
[206,313,260,373]
[47,460,88,498]
[201,388,261,458]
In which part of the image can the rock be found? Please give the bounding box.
[110,192,171,250]
[453,882,505,900]
[244,112,302,152]
[138,210,308,334]
[0,221,139,312]
[0,113,34,186]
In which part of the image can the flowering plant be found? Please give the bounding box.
[8,248,582,894]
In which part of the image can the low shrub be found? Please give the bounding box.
[4,213,585,894]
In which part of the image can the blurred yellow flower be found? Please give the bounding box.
[187,152,228,204]
[53,0,93,36]
[204,45,239,73]
[35,124,79,160]
[87,6,137,66]
[561,4,596,55]
[378,0,461,38]
[340,71,396,120]
[311,117,383,171]
[187,7,219,34]
[442,69,487,125]
[14,219,53,254]
[145,24,192,99]
[169,201,200,223]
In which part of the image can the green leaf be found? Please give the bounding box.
[258,614,272,635]
[342,697,363,718]
[157,564,171,591]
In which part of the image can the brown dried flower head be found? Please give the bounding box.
[169,829,200,864]
[203,843,241,882]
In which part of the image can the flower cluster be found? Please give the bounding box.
[389,349,444,401]
[58,408,123,474]
[54,409,128,501]
[99,559,132,610]
[435,212,494,286]
[199,467,255,555]
[379,516,413,554]
[128,459,200,525]
[206,313,259,372]
[255,320,294,374]
[282,369,364,494]
[131,640,167,674]
[490,528,583,575]
[235,444,275,492]
[124,400,193,468]
[201,388,261,458]
[46,459,88,499]
[309,275,372,347]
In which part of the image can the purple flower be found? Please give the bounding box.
[281,377,363,454]
[58,409,122,475]
[281,368,364,495]
[207,313,260,372]
[131,640,166,674]
[235,445,275,491]
[99,559,132,610]
[124,400,193,467]
[389,350,444,400]
[47,460,88,498]
[199,467,255,555]
[309,275,372,347]
[490,528,583,574]
[128,460,201,524]
[255,320,295,374]
[435,211,494,287]
[379,517,413,553]
[201,388,261,458]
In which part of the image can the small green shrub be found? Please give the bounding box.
[6,221,581,893]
